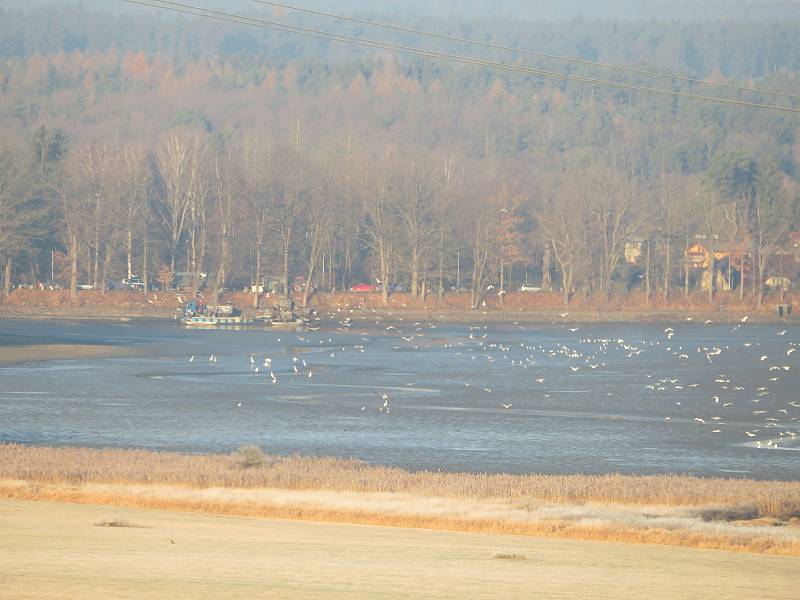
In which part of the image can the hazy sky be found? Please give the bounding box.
[5,0,800,21]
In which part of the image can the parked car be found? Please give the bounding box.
[519,284,542,292]
[77,283,94,290]
[122,276,145,290]
[350,283,377,293]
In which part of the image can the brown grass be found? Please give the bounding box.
[2,443,799,556]
[3,444,798,517]
[3,288,796,323]
[313,289,798,315]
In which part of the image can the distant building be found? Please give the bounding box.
[624,237,646,264]
[685,242,749,291]
[764,276,791,292]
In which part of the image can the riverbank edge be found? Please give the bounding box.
[0,305,796,324]
[0,344,144,365]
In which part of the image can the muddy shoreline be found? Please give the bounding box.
[0,304,795,324]
[1,287,797,324]
[0,343,142,365]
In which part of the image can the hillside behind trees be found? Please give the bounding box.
[1,2,799,308]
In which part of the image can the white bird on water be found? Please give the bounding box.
[501,403,513,409]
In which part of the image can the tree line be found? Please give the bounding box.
[1,121,797,308]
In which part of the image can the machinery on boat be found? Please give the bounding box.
[180,297,246,326]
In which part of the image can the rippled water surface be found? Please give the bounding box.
[1,317,798,479]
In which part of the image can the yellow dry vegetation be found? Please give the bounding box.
[2,444,799,556]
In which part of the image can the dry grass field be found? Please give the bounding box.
[2,444,799,557]
[1,498,798,600]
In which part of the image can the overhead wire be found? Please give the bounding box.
[248,0,800,102]
[119,0,800,114]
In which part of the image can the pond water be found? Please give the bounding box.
[1,317,798,479]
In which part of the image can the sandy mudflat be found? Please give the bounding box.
[1,499,798,600]
[0,344,138,365]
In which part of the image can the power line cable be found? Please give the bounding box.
[119,0,800,114]
[249,0,800,102]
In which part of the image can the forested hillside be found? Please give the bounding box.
[1,2,799,307]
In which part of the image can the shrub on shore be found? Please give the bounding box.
[238,445,268,469]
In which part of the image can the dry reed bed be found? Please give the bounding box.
[2,444,800,556]
[6,480,799,556]
[3,444,799,517]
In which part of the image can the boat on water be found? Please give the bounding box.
[253,297,309,329]
[178,296,309,329]
[267,317,307,329]
[182,314,248,327]
[180,297,248,327]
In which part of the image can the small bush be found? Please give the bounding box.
[699,505,759,522]
[95,519,144,528]
[238,445,267,469]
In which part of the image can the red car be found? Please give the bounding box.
[350,283,377,293]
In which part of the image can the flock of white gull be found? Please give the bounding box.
[187,309,798,451]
